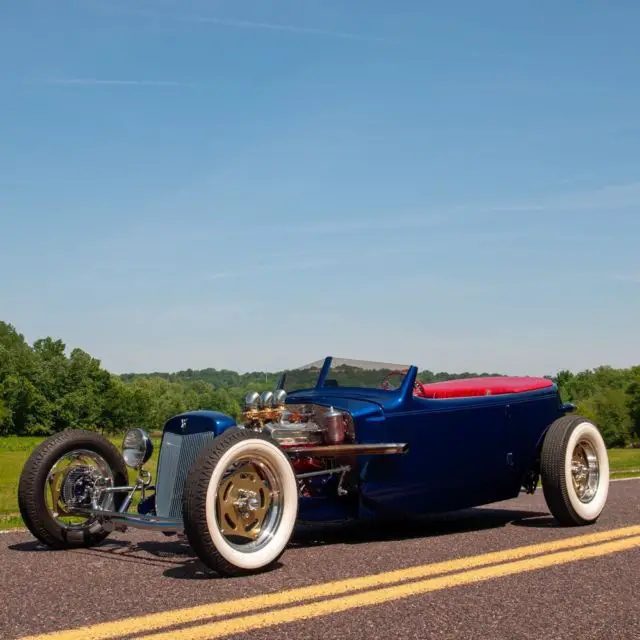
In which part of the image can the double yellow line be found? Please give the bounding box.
[23,525,640,640]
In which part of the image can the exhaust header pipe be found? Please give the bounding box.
[286,442,409,458]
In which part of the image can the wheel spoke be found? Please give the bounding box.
[217,463,274,541]
[570,440,600,503]
[215,456,282,551]
[44,449,114,529]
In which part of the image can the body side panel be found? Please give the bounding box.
[355,387,562,517]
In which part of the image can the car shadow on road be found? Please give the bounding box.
[8,538,130,553]
[509,515,559,528]
[159,506,552,580]
[7,507,553,580]
[288,506,551,549]
[6,534,227,578]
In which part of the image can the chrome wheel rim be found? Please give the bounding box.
[45,449,114,528]
[571,439,600,503]
[215,453,283,553]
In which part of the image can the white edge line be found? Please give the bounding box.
[0,477,637,535]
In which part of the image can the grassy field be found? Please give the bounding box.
[0,435,161,530]
[1,436,638,530]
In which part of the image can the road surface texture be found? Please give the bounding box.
[1,478,638,640]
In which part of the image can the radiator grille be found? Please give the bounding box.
[155,431,216,519]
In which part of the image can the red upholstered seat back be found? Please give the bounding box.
[415,376,554,399]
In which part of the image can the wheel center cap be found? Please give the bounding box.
[234,490,260,517]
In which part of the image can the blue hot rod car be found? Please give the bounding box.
[18,357,610,576]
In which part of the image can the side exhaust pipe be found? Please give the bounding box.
[286,443,409,457]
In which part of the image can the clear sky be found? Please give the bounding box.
[1,0,639,376]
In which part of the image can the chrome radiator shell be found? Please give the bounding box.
[154,411,236,519]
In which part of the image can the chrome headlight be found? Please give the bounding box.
[122,428,153,469]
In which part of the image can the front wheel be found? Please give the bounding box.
[18,429,129,548]
[182,427,299,576]
[540,415,610,526]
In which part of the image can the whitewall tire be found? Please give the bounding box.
[540,415,610,526]
[182,427,298,576]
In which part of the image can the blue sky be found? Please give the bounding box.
[1,0,639,376]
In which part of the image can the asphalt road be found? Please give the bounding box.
[1,478,638,640]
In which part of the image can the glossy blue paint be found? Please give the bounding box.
[147,410,238,518]
[162,410,237,436]
[297,495,357,523]
[137,494,155,515]
[288,357,566,519]
[287,392,385,421]
[355,387,561,518]
[148,356,567,525]
[315,356,333,389]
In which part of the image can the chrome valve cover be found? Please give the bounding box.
[264,421,326,447]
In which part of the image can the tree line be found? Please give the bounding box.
[1,321,638,447]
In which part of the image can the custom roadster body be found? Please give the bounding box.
[18,357,610,576]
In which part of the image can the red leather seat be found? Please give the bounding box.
[415,376,554,399]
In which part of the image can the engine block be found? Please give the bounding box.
[264,421,326,446]
[242,403,351,448]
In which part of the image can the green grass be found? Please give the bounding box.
[607,447,640,472]
[0,435,160,530]
[1,436,638,530]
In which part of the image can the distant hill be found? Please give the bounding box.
[118,359,504,391]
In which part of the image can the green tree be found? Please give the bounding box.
[627,366,640,443]
[578,388,633,447]
[2,318,640,443]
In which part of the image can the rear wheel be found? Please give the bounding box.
[18,429,129,548]
[540,415,609,526]
[182,427,298,576]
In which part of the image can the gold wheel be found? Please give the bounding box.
[217,462,274,541]
[184,428,299,575]
[214,453,284,552]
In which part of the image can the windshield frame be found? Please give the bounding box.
[295,356,413,391]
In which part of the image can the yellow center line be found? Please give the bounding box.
[20,525,640,640]
[139,535,640,640]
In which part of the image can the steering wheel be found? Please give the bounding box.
[381,369,423,394]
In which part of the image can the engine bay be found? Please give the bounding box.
[240,390,357,498]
